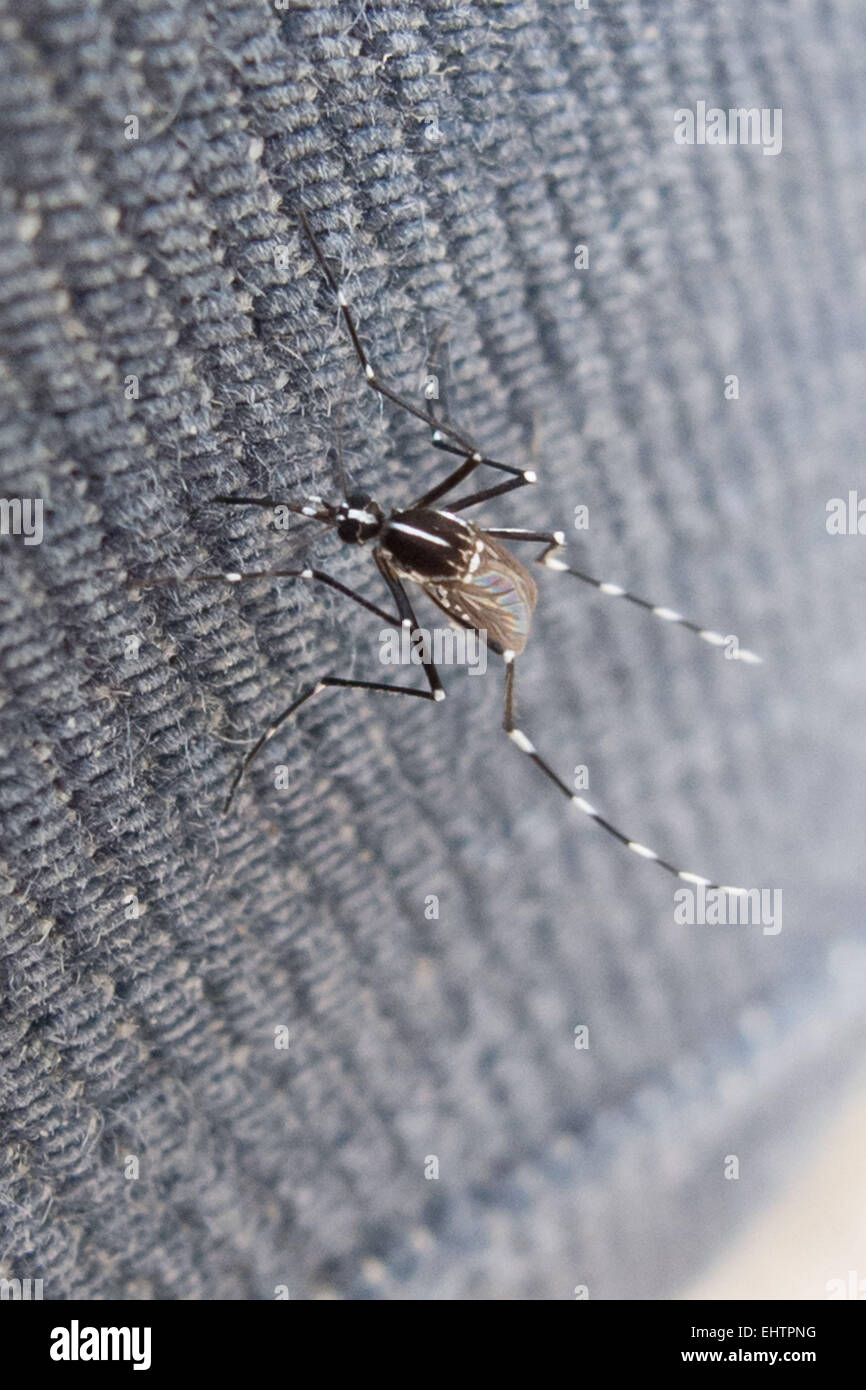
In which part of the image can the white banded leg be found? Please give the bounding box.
[298,210,537,518]
[223,674,442,817]
[501,657,745,895]
[417,434,535,509]
[374,551,447,702]
[484,531,762,664]
[140,566,402,627]
[299,208,519,473]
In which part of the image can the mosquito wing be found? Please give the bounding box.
[423,533,538,655]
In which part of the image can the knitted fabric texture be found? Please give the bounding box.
[1,0,865,1299]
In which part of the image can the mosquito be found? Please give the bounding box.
[148,209,761,894]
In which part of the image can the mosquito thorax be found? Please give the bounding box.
[335,494,384,544]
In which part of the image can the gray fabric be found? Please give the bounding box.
[1,0,865,1300]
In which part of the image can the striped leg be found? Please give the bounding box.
[501,657,745,895]
[223,675,441,818]
[140,566,404,627]
[299,211,477,455]
[446,472,540,513]
[298,210,534,502]
[374,551,447,701]
[413,434,535,509]
[483,530,762,663]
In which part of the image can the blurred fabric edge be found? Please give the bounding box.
[681,1062,866,1300]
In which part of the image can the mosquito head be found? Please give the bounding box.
[335,493,384,544]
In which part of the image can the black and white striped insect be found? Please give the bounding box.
[155,210,760,894]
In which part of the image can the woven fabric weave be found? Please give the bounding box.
[1,0,865,1299]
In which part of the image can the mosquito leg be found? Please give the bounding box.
[446,473,539,513]
[407,332,488,505]
[500,658,743,894]
[534,549,762,663]
[140,567,403,627]
[212,495,294,509]
[299,210,479,450]
[483,533,761,661]
[485,530,761,661]
[408,437,532,512]
[424,323,453,428]
[411,445,485,508]
[373,551,447,701]
[223,674,440,816]
[427,433,532,492]
[482,528,565,559]
[299,212,535,507]
[299,209,525,482]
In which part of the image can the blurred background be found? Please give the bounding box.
[1,0,865,1298]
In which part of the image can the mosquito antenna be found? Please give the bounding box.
[212,493,342,527]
